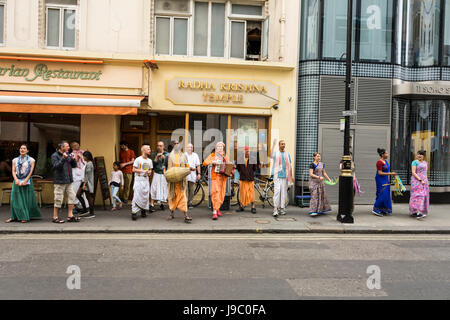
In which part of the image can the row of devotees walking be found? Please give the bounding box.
[5,140,430,224]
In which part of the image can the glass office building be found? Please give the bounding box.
[298,0,450,203]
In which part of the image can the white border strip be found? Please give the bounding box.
[0,95,141,107]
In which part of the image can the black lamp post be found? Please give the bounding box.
[337,0,354,223]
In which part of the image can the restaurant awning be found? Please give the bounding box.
[0,91,144,115]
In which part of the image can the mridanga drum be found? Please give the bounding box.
[164,167,191,183]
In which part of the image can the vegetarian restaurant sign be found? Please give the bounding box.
[0,63,102,81]
[0,60,143,89]
[166,77,280,108]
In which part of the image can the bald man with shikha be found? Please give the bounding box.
[131,145,153,221]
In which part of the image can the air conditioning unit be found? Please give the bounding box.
[162,1,172,11]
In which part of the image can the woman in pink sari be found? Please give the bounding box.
[409,150,429,220]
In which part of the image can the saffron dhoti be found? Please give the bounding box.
[211,174,227,211]
[239,180,254,207]
[169,182,188,212]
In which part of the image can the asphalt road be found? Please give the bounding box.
[0,234,449,300]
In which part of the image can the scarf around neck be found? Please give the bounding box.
[17,155,32,180]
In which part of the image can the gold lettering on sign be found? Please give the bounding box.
[178,80,215,90]
[173,78,276,106]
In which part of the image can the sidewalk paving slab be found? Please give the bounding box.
[0,203,449,234]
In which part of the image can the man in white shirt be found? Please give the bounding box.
[131,145,153,221]
[184,143,201,210]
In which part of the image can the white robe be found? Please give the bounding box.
[132,179,150,213]
[150,172,168,202]
[131,156,152,213]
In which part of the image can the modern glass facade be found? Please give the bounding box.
[298,0,450,199]
[301,0,449,66]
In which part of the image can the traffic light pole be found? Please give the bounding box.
[338,0,354,224]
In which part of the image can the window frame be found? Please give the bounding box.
[155,15,190,56]
[154,0,267,61]
[45,3,78,50]
[229,19,246,59]
[191,0,228,58]
[0,0,5,46]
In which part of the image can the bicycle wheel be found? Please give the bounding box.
[267,185,290,208]
[191,182,205,207]
[266,185,275,208]
[230,182,240,206]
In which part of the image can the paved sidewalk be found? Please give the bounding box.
[0,203,449,234]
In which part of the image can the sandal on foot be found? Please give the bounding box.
[52,217,65,224]
[67,216,80,222]
[184,215,192,223]
[167,214,175,220]
[5,218,17,223]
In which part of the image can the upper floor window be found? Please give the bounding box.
[0,1,5,45]
[403,0,441,67]
[154,0,268,61]
[46,0,77,50]
[358,0,393,62]
[443,0,450,66]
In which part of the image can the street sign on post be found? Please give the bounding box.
[342,110,357,117]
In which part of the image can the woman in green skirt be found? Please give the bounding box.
[5,144,41,223]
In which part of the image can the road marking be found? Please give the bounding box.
[1,233,450,241]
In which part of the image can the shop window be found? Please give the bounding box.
[391,99,450,187]
[403,0,441,67]
[444,0,450,66]
[45,0,77,49]
[0,113,80,181]
[0,1,4,45]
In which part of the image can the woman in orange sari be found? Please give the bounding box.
[203,142,229,220]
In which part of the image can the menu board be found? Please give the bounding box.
[94,156,111,209]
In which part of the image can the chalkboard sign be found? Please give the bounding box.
[94,156,112,210]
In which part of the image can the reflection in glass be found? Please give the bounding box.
[300,0,320,60]
[194,2,208,56]
[323,0,348,59]
[359,0,393,62]
[47,8,60,47]
[173,18,188,55]
[444,0,450,65]
[404,0,441,66]
[211,3,225,57]
[392,99,450,186]
[231,21,245,59]
[63,9,76,48]
[155,17,170,54]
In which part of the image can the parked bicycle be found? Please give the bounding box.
[190,166,208,208]
[235,176,290,208]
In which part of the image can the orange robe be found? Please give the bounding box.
[239,159,255,207]
[168,153,188,212]
[203,153,228,211]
